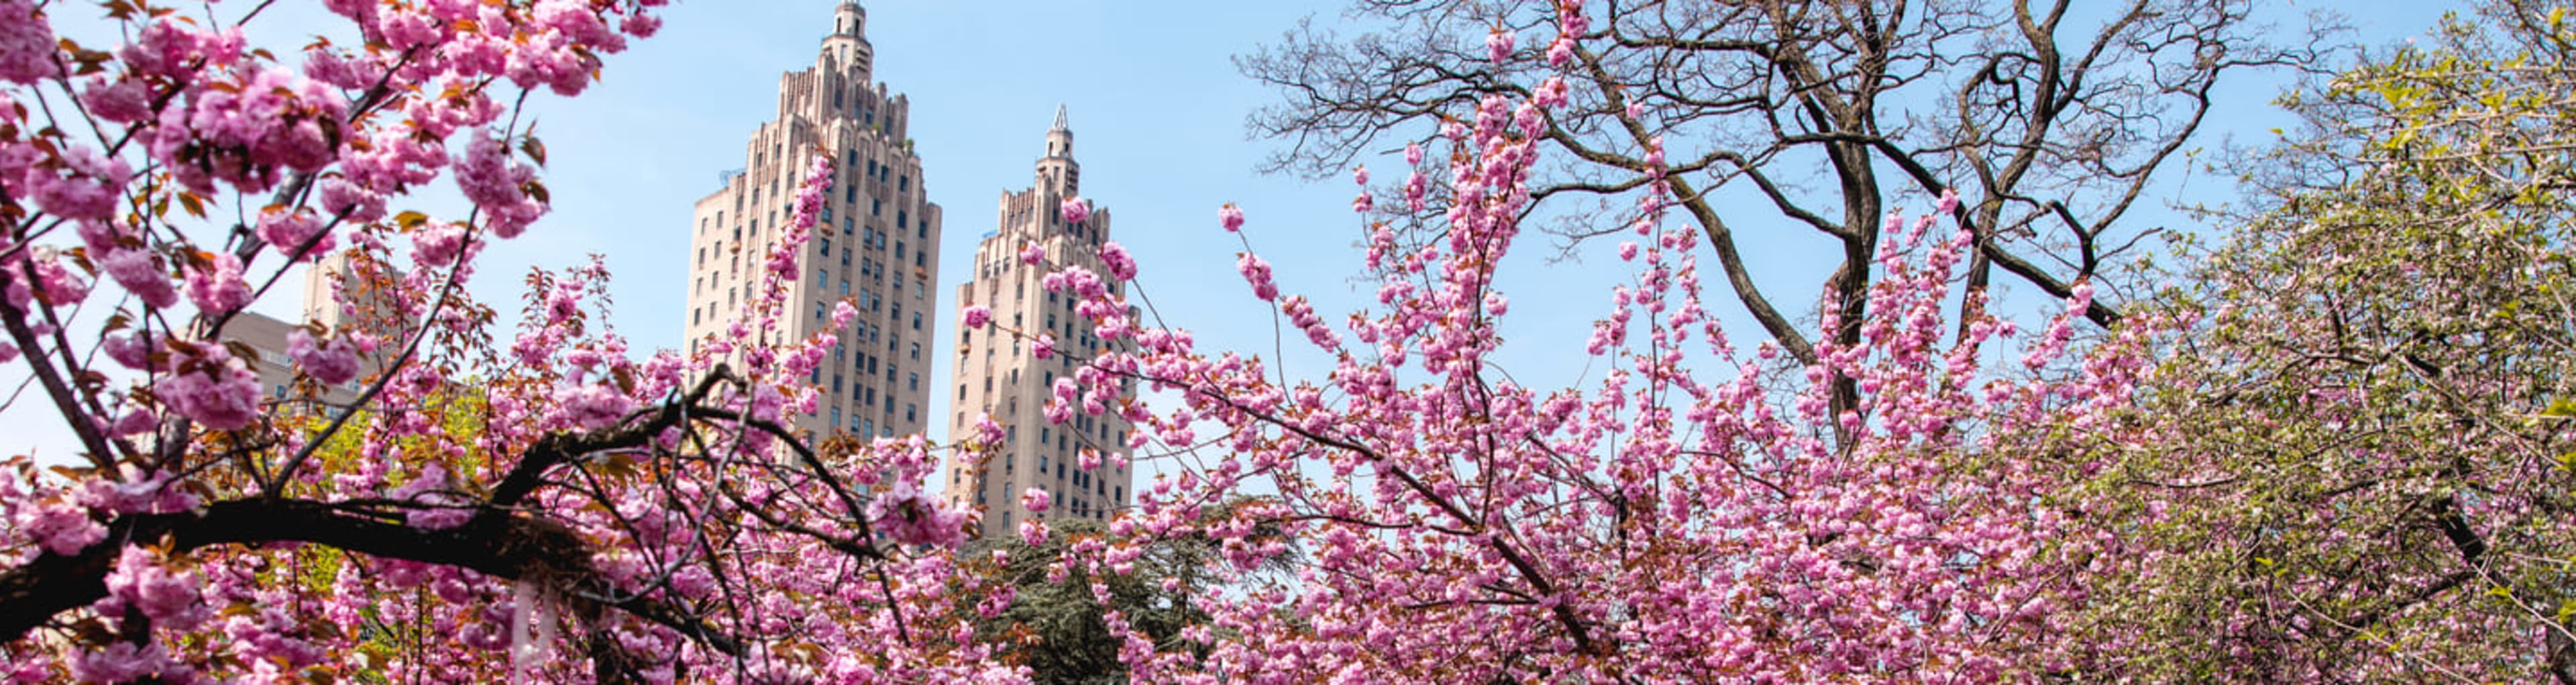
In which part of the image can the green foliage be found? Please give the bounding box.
[961,504,1292,684]
[964,519,1203,684]
[2101,2,2576,679]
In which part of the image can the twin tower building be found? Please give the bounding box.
[679,2,1132,537]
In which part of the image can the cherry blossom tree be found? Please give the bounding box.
[0,1,1008,682]
[962,6,2178,682]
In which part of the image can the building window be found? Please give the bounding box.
[898,211,908,229]
[912,311,922,330]
[895,242,905,260]
[898,174,909,193]
[958,384,967,400]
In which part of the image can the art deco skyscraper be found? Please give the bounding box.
[682,1,941,439]
[945,109,1136,537]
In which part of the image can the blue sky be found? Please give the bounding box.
[6,0,2463,462]
[531,0,1371,447]
[612,0,2448,440]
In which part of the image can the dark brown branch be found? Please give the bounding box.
[0,498,743,655]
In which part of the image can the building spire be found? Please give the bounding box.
[1038,106,1079,195]
[1042,105,1075,160]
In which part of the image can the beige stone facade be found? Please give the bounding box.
[235,252,394,409]
[680,1,942,440]
[943,110,1136,537]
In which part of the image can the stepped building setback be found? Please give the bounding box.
[682,1,942,439]
[945,109,1137,537]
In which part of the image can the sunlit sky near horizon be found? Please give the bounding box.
[4,0,2462,465]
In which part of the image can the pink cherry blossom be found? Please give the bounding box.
[98,248,177,309]
[1219,203,1245,232]
[156,341,260,430]
[287,331,362,385]
[0,0,59,85]
[18,500,105,556]
[102,546,209,631]
[256,208,335,262]
[553,382,633,430]
[1099,241,1138,280]
[871,482,969,548]
[1236,252,1279,301]
[32,254,89,305]
[454,133,546,238]
[184,252,252,315]
[66,641,183,684]
[1059,197,1091,225]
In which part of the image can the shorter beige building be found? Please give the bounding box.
[229,252,404,410]
[944,109,1138,537]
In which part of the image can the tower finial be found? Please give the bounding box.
[1052,104,1069,132]
[830,1,866,39]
